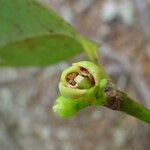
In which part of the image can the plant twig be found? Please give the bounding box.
[101,45,150,105]
[102,81,150,124]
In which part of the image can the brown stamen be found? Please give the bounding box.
[80,67,95,84]
[66,72,78,86]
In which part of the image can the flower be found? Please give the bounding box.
[59,61,101,100]
[53,61,108,117]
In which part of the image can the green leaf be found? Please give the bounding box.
[0,0,99,66]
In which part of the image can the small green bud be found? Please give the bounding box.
[53,96,89,117]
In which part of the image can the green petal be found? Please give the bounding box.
[59,82,86,99]
[60,65,80,85]
[73,61,101,85]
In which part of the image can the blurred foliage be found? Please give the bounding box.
[0,0,98,66]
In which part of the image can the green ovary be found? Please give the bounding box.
[74,74,93,89]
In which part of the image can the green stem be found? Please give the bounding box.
[102,82,150,124]
[118,92,150,123]
[79,35,100,65]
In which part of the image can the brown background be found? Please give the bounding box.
[0,0,150,150]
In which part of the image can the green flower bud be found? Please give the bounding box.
[59,61,101,100]
[53,96,89,117]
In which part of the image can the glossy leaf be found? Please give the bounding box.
[0,0,99,66]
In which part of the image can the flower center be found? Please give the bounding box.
[66,67,95,89]
[67,72,79,86]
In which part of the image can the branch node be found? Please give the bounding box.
[104,82,121,110]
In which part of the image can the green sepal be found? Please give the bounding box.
[92,79,108,106]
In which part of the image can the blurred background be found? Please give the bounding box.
[0,0,150,150]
